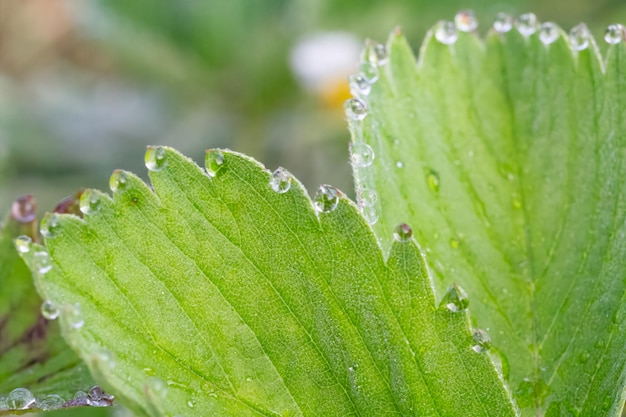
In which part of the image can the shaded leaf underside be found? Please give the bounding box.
[353,27,626,415]
[0,209,96,414]
[23,148,517,416]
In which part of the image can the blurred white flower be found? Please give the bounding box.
[289,31,361,95]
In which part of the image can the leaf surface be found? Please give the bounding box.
[23,147,517,416]
[0,197,102,414]
[352,23,626,416]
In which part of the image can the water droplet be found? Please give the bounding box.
[145,146,168,172]
[41,300,59,320]
[314,185,340,213]
[350,143,374,167]
[205,149,226,178]
[396,161,404,169]
[88,386,104,401]
[270,167,292,194]
[359,62,379,83]
[472,328,492,353]
[146,377,168,399]
[579,351,590,363]
[66,303,85,329]
[442,284,469,312]
[79,190,102,216]
[187,399,196,408]
[570,23,590,51]
[426,170,440,192]
[368,43,388,66]
[38,394,64,410]
[539,22,559,45]
[493,13,513,33]
[14,235,32,254]
[7,388,35,410]
[516,13,538,37]
[450,238,460,248]
[349,73,371,97]
[40,213,61,238]
[393,223,413,242]
[109,170,129,193]
[358,188,377,207]
[87,386,114,406]
[344,98,368,121]
[11,195,36,223]
[74,391,88,401]
[455,10,477,32]
[33,251,52,274]
[605,24,624,45]
[435,21,458,45]
[362,206,378,225]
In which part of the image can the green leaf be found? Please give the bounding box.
[0,196,103,414]
[22,146,517,416]
[352,22,626,415]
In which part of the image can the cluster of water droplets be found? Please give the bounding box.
[0,385,112,412]
[431,10,625,49]
[345,42,389,225]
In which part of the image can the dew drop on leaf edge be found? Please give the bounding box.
[270,167,292,193]
[145,146,168,172]
[516,13,538,37]
[393,223,413,242]
[539,22,559,45]
[79,190,102,216]
[358,188,378,207]
[345,98,368,121]
[472,328,492,353]
[7,388,35,410]
[368,42,388,66]
[38,394,64,411]
[349,73,371,97]
[41,300,60,320]
[350,142,375,167]
[454,9,477,32]
[604,24,624,45]
[40,213,61,239]
[109,170,129,193]
[442,284,470,312]
[205,149,226,178]
[570,23,590,51]
[314,185,340,213]
[14,235,32,254]
[435,21,458,45]
[11,195,36,223]
[33,251,52,274]
[493,13,513,33]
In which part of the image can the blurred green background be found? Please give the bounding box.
[1,0,625,416]
[0,0,625,214]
